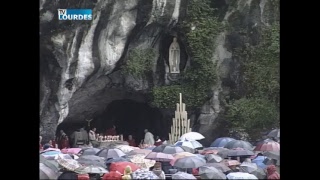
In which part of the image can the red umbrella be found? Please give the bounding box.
[109,162,139,174]
[102,171,122,180]
[254,141,280,151]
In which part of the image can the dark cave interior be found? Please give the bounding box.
[57,99,168,144]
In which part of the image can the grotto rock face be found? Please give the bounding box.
[40,0,279,144]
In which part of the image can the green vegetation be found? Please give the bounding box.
[152,0,223,108]
[123,48,156,79]
[226,22,280,136]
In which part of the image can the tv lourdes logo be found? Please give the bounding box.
[58,9,92,20]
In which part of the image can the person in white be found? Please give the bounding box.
[143,129,155,145]
[89,127,99,147]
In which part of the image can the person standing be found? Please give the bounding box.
[126,135,136,147]
[143,129,154,146]
[89,127,99,147]
[80,127,89,145]
[266,165,280,179]
[58,130,69,149]
[106,125,117,136]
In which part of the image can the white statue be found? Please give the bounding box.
[169,37,180,73]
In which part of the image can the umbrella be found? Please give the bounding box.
[226,172,258,179]
[224,140,253,150]
[199,166,226,179]
[267,129,280,138]
[41,148,61,153]
[263,151,280,160]
[174,140,203,149]
[180,146,195,153]
[170,152,196,166]
[205,154,223,163]
[41,151,62,156]
[255,138,274,146]
[152,145,185,154]
[206,163,231,173]
[127,149,152,156]
[61,148,81,154]
[96,148,126,159]
[210,137,235,147]
[56,156,82,171]
[40,155,60,172]
[106,157,129,164]
[172,171,197,179]
[109,162,139,174]
[180,132,205,141]
[225,160,240,166]
[240,162,258,173]
[228,148,254,157]
[240,166,266,179]
[77,155,106,167]
[203,147,230,158]
[40,163,58,180]
[129,154,155,169]
[252,156,268,169]
[75,165,108,174]
[200,149,219,155]
[115,145,134,153]
[173,156,206,168]
[102,171,122,180]
[78,148,101,156]
[145,152,174,162]
[131,168,159,179]
[254,141,280,151]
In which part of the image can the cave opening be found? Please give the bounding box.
[91,99,166,144]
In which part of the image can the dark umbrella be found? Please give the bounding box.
[228,148,254,157]
[96,148,126,159]
[78,148,101,156]
[254,141,280,151]
[263,151,280,161]
[267,129,280,138]
[152,145,185,154]
[105,157,129,164]
[224,140,253,150]
[199,166,226,179]
[173,156,206,168]
[210,137,235,147]
[77,155,106,168]
[205,163,231,173]
[181,146,195,153]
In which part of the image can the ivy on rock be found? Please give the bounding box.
[152,0,223,108]
[123,48,156,79]
[226,22,280,137]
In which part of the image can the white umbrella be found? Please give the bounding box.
[174,140,203,149]
[240,162,258,173]
[226,172,258,179]
[180,132,205,140]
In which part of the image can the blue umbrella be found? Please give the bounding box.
[41,151,61,156]
[252,156,267,169]
[210,137,235,147]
